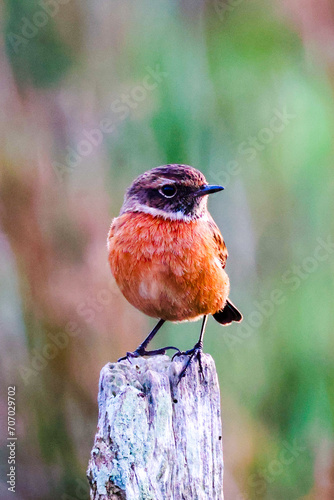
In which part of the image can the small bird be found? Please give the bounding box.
[108,164,242,376]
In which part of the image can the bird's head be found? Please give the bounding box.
[120,164,224,221]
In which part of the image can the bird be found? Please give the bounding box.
[107,164,242,377]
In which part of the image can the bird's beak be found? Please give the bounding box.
[194,184,224,197]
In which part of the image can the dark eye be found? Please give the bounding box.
[159,185,177,198]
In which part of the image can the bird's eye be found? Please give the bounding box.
[159,185,177,198]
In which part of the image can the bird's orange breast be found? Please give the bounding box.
[108,212,229,322]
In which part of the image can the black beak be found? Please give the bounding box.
[194,184,224,197]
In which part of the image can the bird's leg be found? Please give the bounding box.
[118,319,180,362]
[173,315,208,380]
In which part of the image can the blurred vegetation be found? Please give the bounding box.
[1,0,334,499]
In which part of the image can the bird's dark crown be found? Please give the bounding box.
[120,164,213,220]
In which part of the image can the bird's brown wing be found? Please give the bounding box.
[207,216,243,324]
[207,216,228,269]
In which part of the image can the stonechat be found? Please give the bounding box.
[108,164,242,376]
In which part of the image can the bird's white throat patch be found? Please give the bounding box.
[128,203,206,222]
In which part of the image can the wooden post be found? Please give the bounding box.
[87,354,224,499]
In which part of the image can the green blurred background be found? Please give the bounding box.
[1,0,334,498]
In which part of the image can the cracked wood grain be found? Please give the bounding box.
[87,354,224,500]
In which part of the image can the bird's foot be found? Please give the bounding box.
[172,340,204,381]
[118,345,180,362]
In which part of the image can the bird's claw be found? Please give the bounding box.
[118,350,141,362]
[172,341,204,382]
[118,345,180,363]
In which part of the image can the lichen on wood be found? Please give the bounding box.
[87,354,224,500]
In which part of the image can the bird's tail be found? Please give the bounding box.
[213,300,243,325]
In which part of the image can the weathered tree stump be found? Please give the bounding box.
[87,354,224,499]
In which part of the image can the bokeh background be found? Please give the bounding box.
[1,0,334,499]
